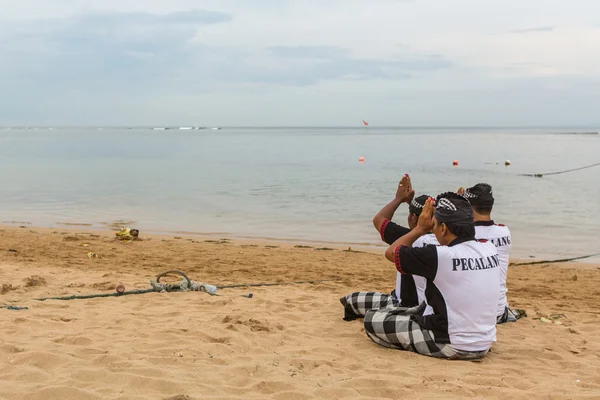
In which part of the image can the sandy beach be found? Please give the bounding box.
[1,225,600,400]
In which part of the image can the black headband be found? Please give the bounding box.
[409,195,430,216]
[463,183,494,207]
[435,193,474,224]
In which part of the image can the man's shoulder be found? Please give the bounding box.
[493,223,512,238]
[478,239,500,252]
[413,233,439,248]
[476,223,511,237]
[445,238,497,255]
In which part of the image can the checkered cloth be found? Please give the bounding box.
[363,304,489,360]
[497,306,524,324]
[340,291,400,321]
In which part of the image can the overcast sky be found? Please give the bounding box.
[1,0,599,126]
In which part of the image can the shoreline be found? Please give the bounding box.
[2,221,384,247]
[0,223,383,252]
[2,222,598,265]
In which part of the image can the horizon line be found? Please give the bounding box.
[1,125,598,129]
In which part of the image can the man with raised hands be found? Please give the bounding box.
[363,193,500,360]
[340,175,438,321]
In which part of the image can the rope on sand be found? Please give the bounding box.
[521,162,600,178]
[217,278,342,289]
[35,288,156,301]
[510,252,600,266]
[0,305,28,311]
[33,270,342,302]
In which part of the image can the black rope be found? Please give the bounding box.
[217,278,342,289]
[33,276,342,302]
[35,288,155,301]
[510,252,600,266]
[521,162,600,177]
[1,305,28,310]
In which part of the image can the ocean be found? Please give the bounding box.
[0,126,598,261]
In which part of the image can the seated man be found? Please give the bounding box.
[460,183,521,323]
[340,175,438,320]
[364,193,500,360]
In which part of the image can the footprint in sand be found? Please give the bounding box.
[221,315,282,333]
[52,336,94,346]
[0,344,27,354]
[23,275,47,287]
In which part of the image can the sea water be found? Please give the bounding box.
[0,126,598,261]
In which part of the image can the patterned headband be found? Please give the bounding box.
[462,190,477,199]
[410,199,424,209]
[464,183,493,198]
[436,198,457,212]
[463,183,494,205]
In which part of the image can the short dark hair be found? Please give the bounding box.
[443,220,476,238]
[472,204,493,214]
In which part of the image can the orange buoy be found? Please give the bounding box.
[359,156,365,163]
[453,160,459,166]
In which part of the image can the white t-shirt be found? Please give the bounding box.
[395,237,500,352]
[475,221,511,316]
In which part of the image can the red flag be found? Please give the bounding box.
[362,120,369,126]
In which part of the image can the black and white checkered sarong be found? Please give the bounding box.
[363,304,489,360]
[497,306,523,324]
[340,291,400,321]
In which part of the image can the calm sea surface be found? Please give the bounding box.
[1,127,599,261]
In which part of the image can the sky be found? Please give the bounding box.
[1,0,599,126]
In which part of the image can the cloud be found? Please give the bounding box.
[267,46,352,59]
[0,10,231,92]
[0,6,455,124]
[511,26,555,34]
[0,0,599,126]
[0,11,453,96]
[267,45,452,71]
[252,45,452,84]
